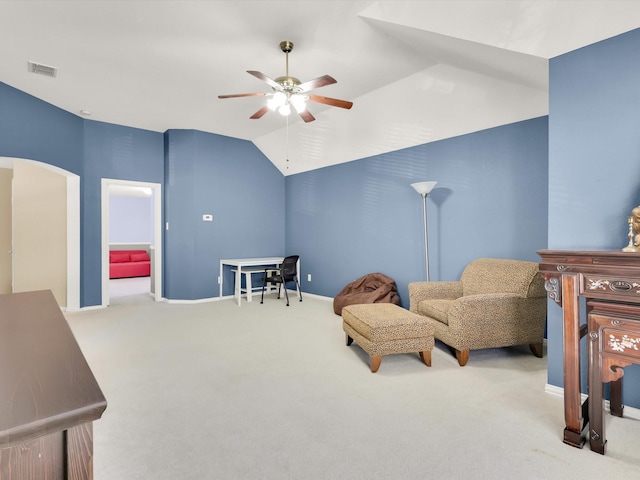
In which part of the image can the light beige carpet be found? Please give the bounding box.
[65,295,640,479]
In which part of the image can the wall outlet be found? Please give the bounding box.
[307,274,312,282]
[203,214,213,221]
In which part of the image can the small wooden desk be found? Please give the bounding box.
[0,290,107,480]
[538,249,640,452]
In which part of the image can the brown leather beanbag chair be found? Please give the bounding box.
[333,272,401,315]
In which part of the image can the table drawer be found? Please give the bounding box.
[601,324,640,360]
[582,274,640,300]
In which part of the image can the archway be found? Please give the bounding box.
[0,157,80,310]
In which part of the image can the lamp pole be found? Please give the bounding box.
[411,181,437,282]
[420,192,430,281]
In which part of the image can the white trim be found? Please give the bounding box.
[165,296,221,304]
[75,304,107,312]
[545,383,640,420]
[101,178,163,307]
[297,292,332,302]
[66,174,80,310]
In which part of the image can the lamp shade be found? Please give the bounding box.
[411,181,437,195]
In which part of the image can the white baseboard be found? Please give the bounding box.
[165,296,220,304]
[77,291,333,308]
[74,304,107,312]
[299,291,333,302]
[545,383,640,420]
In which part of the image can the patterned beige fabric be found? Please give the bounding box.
[461,258,545,297]
[418,299,453,325]
[343,322,434,356]
[408,258,547,354]
[342,303,434,356]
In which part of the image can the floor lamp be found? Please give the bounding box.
[411,181,437,281]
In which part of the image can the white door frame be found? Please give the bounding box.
[1,157,79,310]
[101,178,162,306]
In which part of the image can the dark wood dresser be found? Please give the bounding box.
[0,290,107,479]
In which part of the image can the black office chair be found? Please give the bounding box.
[260,255,302,306]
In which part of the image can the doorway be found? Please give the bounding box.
[0,157,80,310]
[101,178,162,307]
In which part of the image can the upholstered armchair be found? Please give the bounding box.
[408,258,547,366]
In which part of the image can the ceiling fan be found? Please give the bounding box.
[218,40,353,123]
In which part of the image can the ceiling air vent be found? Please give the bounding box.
[28,61,57,78]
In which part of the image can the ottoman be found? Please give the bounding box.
[342,303,435,373]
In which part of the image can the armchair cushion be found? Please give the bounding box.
[417,299,453,324]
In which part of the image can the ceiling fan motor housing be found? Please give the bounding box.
[275,76,302,92]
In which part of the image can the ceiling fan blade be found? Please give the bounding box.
[247,70,281,90]
[298,110,315,123]
[250,105,270,120]
[297,75,337,92]
[218,92,267,99]
[308,94,353,110]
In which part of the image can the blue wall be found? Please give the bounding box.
[82,120,164,305]
[0,82,283,305]
[0,82,83,173]
[286,117,549,304]
[548,28,640,407]
[164,130,284,300]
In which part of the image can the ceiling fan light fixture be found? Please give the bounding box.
[278,103,291,116]
[290,94,307,113]
[268,91,287,111]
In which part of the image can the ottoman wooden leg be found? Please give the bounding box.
[346,334,353,346]
[370,355,382,373]
[419,350,432,367]
[455,349,469,367]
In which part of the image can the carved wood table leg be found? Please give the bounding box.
[588,313,606,455]
[370,355,382,373]
[562,274,586,448]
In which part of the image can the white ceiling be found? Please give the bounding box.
[1,1,640,175]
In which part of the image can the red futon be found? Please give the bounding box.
[109,250,151,279]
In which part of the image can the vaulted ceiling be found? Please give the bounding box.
[2,1,640,175]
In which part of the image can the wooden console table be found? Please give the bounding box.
[0,290,107,479]
[538,249,640,453]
